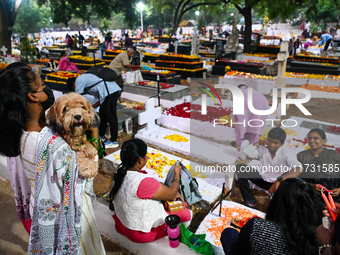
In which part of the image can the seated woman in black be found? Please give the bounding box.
[220,178,324,255]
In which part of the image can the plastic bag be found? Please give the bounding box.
[180,224,214,255]
[126,70,143,84]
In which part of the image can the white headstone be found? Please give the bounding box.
[138,98,162,131]
[277,41,289,88]
[174,41,179,54]
[1,46,8,56]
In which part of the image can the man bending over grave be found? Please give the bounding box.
[108,48,142,89]
[236,127,302,208]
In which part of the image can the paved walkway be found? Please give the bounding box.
[0,177,131,255]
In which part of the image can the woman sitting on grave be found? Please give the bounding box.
[108,138,192,243]
[298,129,340,199]
[276,128,340,201]
[58,51,81,73]
[220,178,327,255]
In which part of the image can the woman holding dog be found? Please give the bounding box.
[109,138,191,243]
[0,64,106,254]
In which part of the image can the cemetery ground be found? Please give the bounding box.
[1,74,339,254]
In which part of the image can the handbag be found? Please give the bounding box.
[180,224,214,255]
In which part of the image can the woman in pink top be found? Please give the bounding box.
[58,51,81,73]
[109,138,191,243]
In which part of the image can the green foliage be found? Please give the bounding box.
[36,0,139,27]
[19,36,36,63]
[13,2,41,35]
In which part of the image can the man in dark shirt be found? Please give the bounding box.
[124,34,133,48]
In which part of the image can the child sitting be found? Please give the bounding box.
[236,127,302,208]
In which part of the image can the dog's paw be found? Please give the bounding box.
[77,152,99,178]
[83,143,98,158]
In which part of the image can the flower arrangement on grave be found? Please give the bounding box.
[202,206,263,246]
[285,72,340,80]
[68,55,102,63]
[106,49,125,54]
[47,71,80,80]
[155,66,206,72]
[244,53,277,58]
[160,53,200,59]
[143,52,160,57]
[164,134,189,142]
[119,101,144,110]
[113,151,191,179]
[141,70,175,75]
[162,102,233,124]
[0,63,9,70]
[44,79,67,85]
[329,126,340,134]
[300,84,339,93]
[137,81,175,89]
[217,59,263,67]
[244,59,276,64]
[36,58,50,64]
[224,70,276,80]
[156,60,203,64]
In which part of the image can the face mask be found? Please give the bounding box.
[41,85,55,110]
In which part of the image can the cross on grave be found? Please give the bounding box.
[276,41,289,88]
[138,98,162,131]
[1,46,8,56]
[174,41,179,54]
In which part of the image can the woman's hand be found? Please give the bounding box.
[175,192,184,202]
[317,224,334,246]
[310,183,322,192]
[174,164,181,176]
[331,188,340,197]
[323,203,340,217]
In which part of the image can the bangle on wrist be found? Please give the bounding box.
[319,244,333,255]
[172,179,180,184]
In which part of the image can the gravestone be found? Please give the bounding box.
[174,40,179,54]
[138,98,162,131]
[225,16,239,55]
[215,40,223,60]
[276,41,289,88]
[1,46,8,56]
[191,33,200,56]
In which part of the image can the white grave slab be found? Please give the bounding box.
[285,77,340,87]
[135,125,239,165]
[218,76,275,95]
[121,91,192,109]
[297,89,340,99]
[157,97,236,142]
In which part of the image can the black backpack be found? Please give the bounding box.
[87,66,118,82]
[83,66,119,95]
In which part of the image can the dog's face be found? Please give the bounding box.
[47,92,99,137]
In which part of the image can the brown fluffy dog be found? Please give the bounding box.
[47,92,100,178]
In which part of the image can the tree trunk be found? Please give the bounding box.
[0,8,14,54]
[242,7,252,53]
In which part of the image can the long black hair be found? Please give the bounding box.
[0,66,36,156]
[266,178,323,255]
[109,138,147,211]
